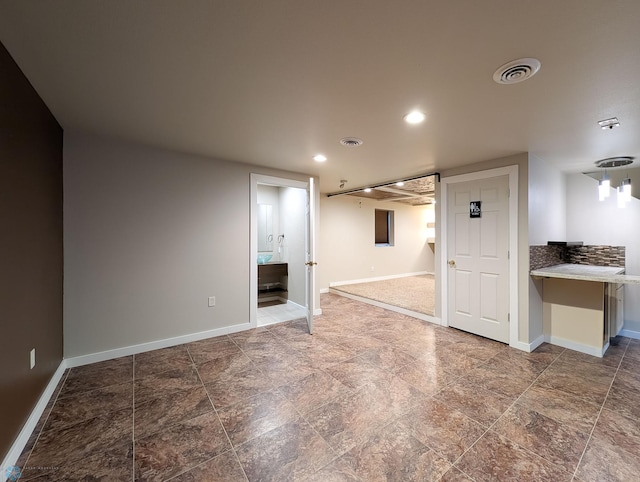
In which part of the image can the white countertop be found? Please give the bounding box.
[531,263,640,284]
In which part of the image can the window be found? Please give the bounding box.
[375,209,394,246]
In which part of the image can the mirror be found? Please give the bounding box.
[584,167,640,201]
[257,204,273,252]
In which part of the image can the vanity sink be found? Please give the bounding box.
[257,254,272,264]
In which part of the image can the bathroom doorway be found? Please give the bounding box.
[250,174,315,329]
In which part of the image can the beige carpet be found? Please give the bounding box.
[332,274,435,315]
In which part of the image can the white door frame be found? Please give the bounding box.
[250,173,311,328]
[440,165,520,348]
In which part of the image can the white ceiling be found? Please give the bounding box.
[1,0,639,193]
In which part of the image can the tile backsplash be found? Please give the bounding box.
[530,244,625,270]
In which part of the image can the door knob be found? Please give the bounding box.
[448,259,456,267]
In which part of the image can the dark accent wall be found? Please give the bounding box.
[0,42,63,460]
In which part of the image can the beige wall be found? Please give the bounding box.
[64,132,315,357]
[318,194,434,290]
[439,153,531,344]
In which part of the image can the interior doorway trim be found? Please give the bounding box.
[439,165,520,348]
[250,174,309,328]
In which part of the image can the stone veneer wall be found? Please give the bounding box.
[566,245,626,267]
[530,245,625,270]
[529,245,565,271]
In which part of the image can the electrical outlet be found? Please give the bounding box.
[208,296,216,307]
[30,348,36,369]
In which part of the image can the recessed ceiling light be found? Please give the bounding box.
[364,188,372,193]
[404,111,426,124]
[396,181,405,187]
[597,117,620,130]
[313,154,327,162]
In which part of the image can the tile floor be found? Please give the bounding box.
[12,293,640,481]
[257,301,307,327]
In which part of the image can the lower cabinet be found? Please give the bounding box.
[258,262,288,301]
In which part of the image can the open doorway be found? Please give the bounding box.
[250,175,310,328]
[324,174,438,322]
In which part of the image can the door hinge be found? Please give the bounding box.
[508,250,510,259]
[508,188,511,198]
[508,313,510,322]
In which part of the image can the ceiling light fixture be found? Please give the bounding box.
[598,117,620,130]
[621,177,632,203]
[403,111,426,125]
[598,172,610,201]
[595,157,634,206]
[396,182,405,187]
[364,188,372,193]
[313,154,327,162]
[618,185,627,208]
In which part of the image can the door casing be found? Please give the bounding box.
[440,165,520,348]
[250,173,316,329]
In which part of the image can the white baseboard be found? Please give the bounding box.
[329,271,433,288]
[65,322,252,368]
[329,288,440,325]
[509,333,545,353]
[2,361,68,476]
[619,328,640,340]
[319,287,330,294]
[286,300,305,311]
[544,335,605,358]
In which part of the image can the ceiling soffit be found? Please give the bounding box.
[342,175,437,206]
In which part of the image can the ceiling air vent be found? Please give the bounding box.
[493,58,541,84]
[595,156,634,169]
[339,137,364,147]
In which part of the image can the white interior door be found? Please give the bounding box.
[447,175,510,343]
[305,177,316,334]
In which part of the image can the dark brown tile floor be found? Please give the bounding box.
[11,293,640,481]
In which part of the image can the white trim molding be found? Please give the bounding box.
[250,173,314,330]
[619,328,640,340]
[329,288,441,325]
[329,271,433,288]
[509,334,545,353]
[2,362,67,476]
[545,335,607,358]
[65,322,251,368]
[440,165,520,349]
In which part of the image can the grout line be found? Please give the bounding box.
[189,345,250,482]
[571,341,629,480]
[446,347,567,474]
